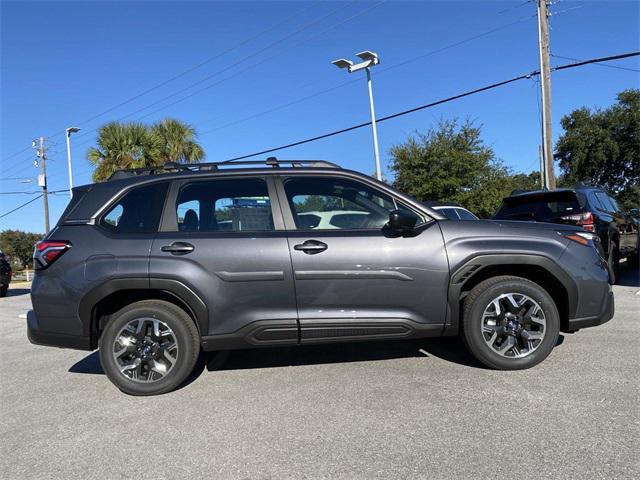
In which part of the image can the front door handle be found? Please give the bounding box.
[161,242,194,255]
[294,240,328,255]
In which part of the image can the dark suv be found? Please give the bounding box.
[28,159,614,395]
[493,186,639,283]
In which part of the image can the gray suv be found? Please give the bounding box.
[28,159,614,395]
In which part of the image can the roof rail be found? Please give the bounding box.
[108,157,341,180]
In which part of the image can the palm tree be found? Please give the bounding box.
[87,122,161,182]
[151,118,205,164]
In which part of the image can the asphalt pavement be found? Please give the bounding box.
[1,269,638,479]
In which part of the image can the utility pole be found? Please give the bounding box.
[537,0,556,189]
[34,137,50,233]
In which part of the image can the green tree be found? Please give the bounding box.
[0,230,43,268]
[87,119,205,182]
[555,89,639,210]
[151,118,205,164]
[390,119,538,217]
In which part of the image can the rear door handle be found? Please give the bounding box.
[161,242,194,255]
[294,240,328,255]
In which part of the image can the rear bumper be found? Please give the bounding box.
[27,310,92,351]
[565,288,614,332]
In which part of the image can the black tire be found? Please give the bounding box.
[0,285,7,297]
[99,300,200,396]
[607,241,620,284]
[461,275,560,370]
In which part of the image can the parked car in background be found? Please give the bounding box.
[493,185,639,283]
[0,251,12,297]
[422,201,479,220]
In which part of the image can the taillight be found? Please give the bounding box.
[561,211,595,232]
[34,240,72,269]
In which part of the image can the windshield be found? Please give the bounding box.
[493,191,582,222]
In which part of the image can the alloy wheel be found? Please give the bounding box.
[480,293,546,359]
[112,317,179,382]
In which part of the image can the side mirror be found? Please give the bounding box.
[629,208,638,218]
[387,209,418,234]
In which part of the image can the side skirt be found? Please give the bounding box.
[200,318,444,352]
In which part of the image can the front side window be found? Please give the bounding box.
[100,182,168,234]
[175,178,274,232]
[284,176,408,230]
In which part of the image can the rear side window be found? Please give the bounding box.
[594,192,615,212]
[175,178,274,232]
[456,208,478,220]
[494,192,581,221]
[100,182,168,234]
[439,208,460,220]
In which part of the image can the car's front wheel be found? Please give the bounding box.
[99,300,200,396]
[461,276,560,370]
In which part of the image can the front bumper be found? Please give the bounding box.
[564,287,614,332]
[27,310,92,350]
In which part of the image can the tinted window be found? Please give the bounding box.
[100,182,168,234]
[594,192,614,212]
[494,191,581,221]
[456,208,478,220]
[176,178,274,232]
[284,176,398,230]
[589,192,604,210]
[608,196,621,212]
[439,208,460,220]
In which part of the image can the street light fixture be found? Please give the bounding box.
[332,51,382,181]
[65,127,81,198]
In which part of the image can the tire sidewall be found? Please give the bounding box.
[99,302,198,396]
[463,279,560,370]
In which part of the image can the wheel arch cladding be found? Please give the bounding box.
[448,255,577,333]
[82,280,207,349]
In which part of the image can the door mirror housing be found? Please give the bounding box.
[387,209,419,234]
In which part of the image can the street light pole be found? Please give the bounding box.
[65,127,80,197]
[365,67,382,181]
[332,51,382,181]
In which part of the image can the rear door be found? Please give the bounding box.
[276,173,449,343]
[149,175,298,346]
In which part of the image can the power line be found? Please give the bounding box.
[551,53,640,72]
[0,1,322,171]
[0,195,43,219]
[221,51,640,162]
[0,191,43,195]
[198,13,536,135]
[68,1,360,145]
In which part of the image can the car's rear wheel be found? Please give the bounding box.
[0,285,7,297]
[99,300,200,396]
[461,276,560,370]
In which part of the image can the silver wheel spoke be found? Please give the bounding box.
[113,317,179,383]
[481,293,546,359]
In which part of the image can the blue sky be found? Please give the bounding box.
[1,0,638,232]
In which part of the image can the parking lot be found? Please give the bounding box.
[0,268,638,480]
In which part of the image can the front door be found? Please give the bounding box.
[150,176,298,348]
[276,174,449,343]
